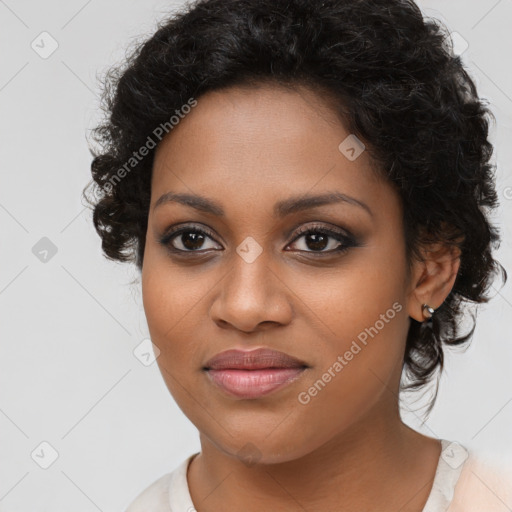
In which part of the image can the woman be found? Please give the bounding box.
[84,0,511,510]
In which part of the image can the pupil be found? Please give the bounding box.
[306,233,328,251]
[182,232,204,250]
[178,232,331,251]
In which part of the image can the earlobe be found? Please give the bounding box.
[406,243,462,323]
[421,303,436,321]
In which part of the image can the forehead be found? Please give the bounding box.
[151,83,392,216]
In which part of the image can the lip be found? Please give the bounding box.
[203,348,309,399]
[204,348,308,370]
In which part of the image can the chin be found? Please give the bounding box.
[211,433,316,467]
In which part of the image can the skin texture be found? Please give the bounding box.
[141,83,461,512]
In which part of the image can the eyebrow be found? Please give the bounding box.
[153,191,373,218]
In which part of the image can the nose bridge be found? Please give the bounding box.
[210,237,292,330]
[227,236,274,302]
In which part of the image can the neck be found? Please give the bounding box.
[187,400,441,512]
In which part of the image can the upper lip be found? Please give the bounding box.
[203,348,309,370]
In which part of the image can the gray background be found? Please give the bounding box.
[1,0,511,510]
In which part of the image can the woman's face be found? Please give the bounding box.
[142,83,419,464]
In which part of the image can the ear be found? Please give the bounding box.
[407,241,462,323]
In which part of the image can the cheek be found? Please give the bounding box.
[290,278,408,443]
[141,264,206,407]
[141,269,183,338]
[142,237,203,326]
[141,251,220,372]
[142,272,191,336]
[295,239,407,342]
[294,243,409,396]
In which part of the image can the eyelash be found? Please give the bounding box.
[159,223,358,257]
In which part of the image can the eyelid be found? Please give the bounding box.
[284,223,355,254]
[160,221,356,254]
[287,221,352,241]
[160,222,222,248]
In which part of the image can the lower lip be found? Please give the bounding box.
[205,368,306,399]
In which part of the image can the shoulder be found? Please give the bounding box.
[448,447,512,512]
[124,453,197,512]
[124,471,174,512]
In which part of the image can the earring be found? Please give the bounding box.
[422,304,435,321]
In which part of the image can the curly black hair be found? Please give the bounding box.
[84,0,507,413]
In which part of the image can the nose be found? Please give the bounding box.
[209,251,293,333]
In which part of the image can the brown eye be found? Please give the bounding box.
[287,224,357,255]
[160,225,221,253]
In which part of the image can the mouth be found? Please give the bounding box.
[203,348,309,399]
[203,347,308,371]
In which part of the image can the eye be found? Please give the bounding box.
[159,224,221,253]
[286,223,356,255]
[159,222,358,256]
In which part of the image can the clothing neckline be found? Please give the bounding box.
[421,439,469,511]
[167,438,469,511]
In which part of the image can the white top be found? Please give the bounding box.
[125,439,512,512]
